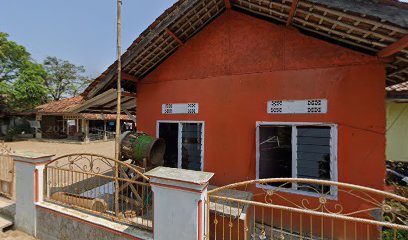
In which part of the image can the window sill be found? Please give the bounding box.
[256,183,338,201]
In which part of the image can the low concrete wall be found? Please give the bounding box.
[36,203,153,240]
[0,197,15,220]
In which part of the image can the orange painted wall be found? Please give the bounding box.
[137,11,386,191]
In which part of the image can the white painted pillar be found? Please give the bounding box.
[11,151,54,236]
[81,119,84,133]
[103,120,107,141]
[145,167,214,240]
[36,122,42,139]
[84,120,90,143]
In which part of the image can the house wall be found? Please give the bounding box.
[386,101,408,162]
[137,11,386,190]
[41,115,63,139]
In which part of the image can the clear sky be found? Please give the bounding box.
[0,0,178,78]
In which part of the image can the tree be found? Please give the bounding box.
[0,32,92,112]
[0,32,30,83]
[9,62,47,110]
[43,56,92,101]
[0,32,47,111]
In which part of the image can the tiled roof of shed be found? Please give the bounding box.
[82,0,408,99]
[36,96,84,114]
[35,96,131,121]
[81,113,131,121]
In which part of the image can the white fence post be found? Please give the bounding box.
[11,151,54,236]
[145,167,214,240]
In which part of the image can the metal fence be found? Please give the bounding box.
[0,140,14,198]
[43,153,153,230]
[89,128,115,141]
[205,178,408,240]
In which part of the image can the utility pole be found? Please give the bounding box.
[114,0,122,216]
[115,0,122,161]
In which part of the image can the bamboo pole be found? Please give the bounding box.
[115,0,122,216]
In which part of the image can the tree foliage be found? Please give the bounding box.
[0,32,46,112]
[0,32,30,83]
[10,62,47,110]
[0,32,92,112]
[43,56,91,101]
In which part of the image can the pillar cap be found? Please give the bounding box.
[11,151,55,164]
[146,167,214,185]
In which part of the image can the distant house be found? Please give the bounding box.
[35,94,133,142]
[0,94,37,138]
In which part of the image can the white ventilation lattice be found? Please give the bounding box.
[267,99,327,114]
[162,103,199,114]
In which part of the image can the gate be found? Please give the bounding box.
[205,178,408,240]
[0,140,14,198]
[43,153,153,230]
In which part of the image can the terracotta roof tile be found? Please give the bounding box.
[36,96,84,113]
[81,113,131,121]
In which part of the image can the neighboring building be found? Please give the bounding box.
[35,95,133,142]
[0,94,37,138]
[386,90,408,162]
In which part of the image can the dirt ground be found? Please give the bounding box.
[0,140,117,240]
[0,229,37,240]
[6,140,115,159]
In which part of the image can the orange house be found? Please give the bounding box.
[78,0,408,238]
[138,8,387,190]
[135,5,397,188]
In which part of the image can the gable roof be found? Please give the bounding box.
[83,0,408,99]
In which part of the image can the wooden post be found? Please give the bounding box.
[76,119,79,133]
[114,0,122,217]
[103,120,107,141]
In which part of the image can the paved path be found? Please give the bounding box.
[6,140,115,159]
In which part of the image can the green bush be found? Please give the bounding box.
[383,229,408,240]
[383,183,408,239]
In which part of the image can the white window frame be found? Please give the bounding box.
[256,121,338,199]
[156,120,205,171]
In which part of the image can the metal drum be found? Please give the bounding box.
[120,131,165,167]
